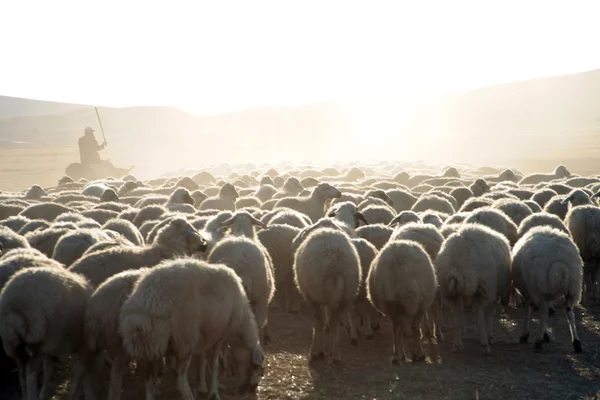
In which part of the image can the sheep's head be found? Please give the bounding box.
[442,167,460,178]
[260,176,274,186]
[283,177,304,194]
[554,165,571,178]
[388,211,421,227]
[100,188,119,203]
[314,183,342,201]
[220,183,240,201]
[170,188,195,205]
[25,185,47,200]
[176,176,199,191]
[421,212,444,228]
[327,201,368,228]
[394,171,410,184]
[155,218,207,255]
[220,211,268,238]
[499,169,518,182]
[469,178,490,197]
[561,189,592,208]
[58,176,74,186]
[233,342,265,395]
[191,190,208,205]
[365,189,393,207]
[119,180,142,195]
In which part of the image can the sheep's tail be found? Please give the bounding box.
[393,279,421,316]
[323,273,345,310]
[119,309,170,362]
[0,311,28,352]
[446,272,463,298]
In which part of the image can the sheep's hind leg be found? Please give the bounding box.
[174,354,194,400]
[328,305,345,363]
[25,354,43,400]
[485,305,496,345]
[142,361,159,400]
[107,354,127,400]
[476,304,491,356]
[450,300,463,352]
[412,315,426,362]
[208,343,224,400]
[519,303,532,343]
[535,302,550,351]
[307,302,325,361]
[565,296,583,353]
[347,305,359,346]
[391,317,406,366]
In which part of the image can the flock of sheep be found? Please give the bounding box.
[0,161,597,400]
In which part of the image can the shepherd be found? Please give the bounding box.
[78,126,108,167]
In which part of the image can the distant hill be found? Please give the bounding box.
[0,95,87,119]
[1,68,599,174]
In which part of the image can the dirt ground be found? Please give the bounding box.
[0,302,593,400]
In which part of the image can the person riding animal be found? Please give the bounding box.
[78,126,108,167]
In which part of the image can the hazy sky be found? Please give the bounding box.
[1,1,599,114]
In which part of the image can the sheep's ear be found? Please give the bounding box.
[327,211,336,217]
[560,195,572,204]
[0,242,4,255]
[250,216,268,230]
[591,191,600,199]
[388,215,400,227]
[356,212,368,225]
[220,217,234,227]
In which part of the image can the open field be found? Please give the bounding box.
[4,304,598,400]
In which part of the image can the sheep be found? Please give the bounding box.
[420,211,446,228]
[293,227,361,362]
[69,217,207,287]
[199,183,240,211]
[518,165,571,185]
[511,226,583,353]
[207,212,274,342]
[0,265,93,400]
[52,228,119,266]
[325,201,368,235]
[543,195,569,220]
[563,202,600,303]
[0,215,31,233]
[103,218,145,246]
[19,202,74,222]
[469,178,490,197]
[361,205,395,225]
[81,182,117,198]
[18,219,50,235]
[236,196,262,209]
[132,205,168,228]
[491,198,533,226]
[388,222,445,339]
[0,203,26,220]
[532,188,558,208]
[356,224,394,250]
[255,185,278,203]
[0,226,30,254]
[24,185,48,200]
[119,259,264,400]
[83,268,149,400]
[347,238,380,342]
[464,207,519,245]
[25,226,78,257]
[450,187,473,209]
[164,187,196,213]
[262,208,311,229]
[257,224,302,313]
[100,188,119,203]
[518,212,569,238]
[523,200,543,213]
[434,223,512,355]
[411,194,455,215]
[274,183,342,222]
[459,197,493,213]
[367,239,436,363]
[81,209,120,225]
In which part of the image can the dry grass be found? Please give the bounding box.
[2,303,597,400]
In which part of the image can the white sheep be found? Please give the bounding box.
[491,198,533,226]
[207,211,274,343]
[434,223,512,355]
[563,201,600,304]
[464,207,519,245]
[518,212,568,238]
[0,265,93,400]
[198,183,240,211]
[367,239,436,363]
[103,218,145,246]
[52,228,119,266]
[69,217,207,287]
[518,165,571,185]
[356,223,394,250]
[293,227,361,362]
[411,194,455,215]
[274,183,342,222]
[511,226,583,353]
[0,226,30,254]
[83,268,149,400]
[119,258,264,400]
